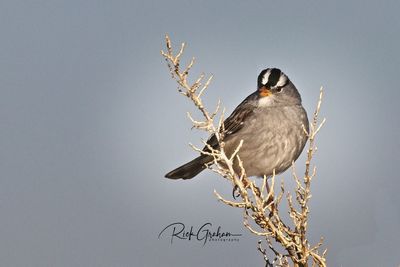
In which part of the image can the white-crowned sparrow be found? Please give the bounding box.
[165,68,309,179]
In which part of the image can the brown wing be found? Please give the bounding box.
[203,93,257,151]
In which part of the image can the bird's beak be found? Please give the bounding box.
[258,86,272,97]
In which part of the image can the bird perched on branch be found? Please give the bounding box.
[165,68,309,180]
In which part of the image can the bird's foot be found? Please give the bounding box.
[232,185,241,199]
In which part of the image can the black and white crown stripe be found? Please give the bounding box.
[258,68,289,89]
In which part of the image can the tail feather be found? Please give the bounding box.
[165,155,212,180]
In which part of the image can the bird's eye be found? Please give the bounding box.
[276,87,282,93]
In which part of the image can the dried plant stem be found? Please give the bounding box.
[161,34,327,267]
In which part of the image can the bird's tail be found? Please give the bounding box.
[165,154,212,180]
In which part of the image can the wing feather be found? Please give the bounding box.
[203,93,257,151]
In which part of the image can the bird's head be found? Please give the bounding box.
[256,68,302,107]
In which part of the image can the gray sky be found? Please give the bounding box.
[1,0,399,266]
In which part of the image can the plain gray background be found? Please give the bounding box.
[1,0,399,266]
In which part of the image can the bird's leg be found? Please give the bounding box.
[232,172,250,199]
[265,179,270,193]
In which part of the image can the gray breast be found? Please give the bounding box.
[224,105,308,177]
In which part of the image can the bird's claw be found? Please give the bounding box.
[232,185,241,199]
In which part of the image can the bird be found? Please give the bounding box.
[165,68,309,180]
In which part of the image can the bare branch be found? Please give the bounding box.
[162,35,327,267]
